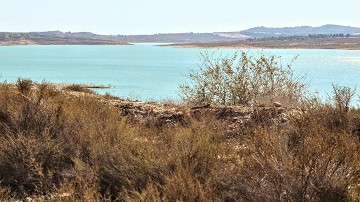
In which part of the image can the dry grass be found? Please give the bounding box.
[63,84,95,94]
[0,79,359,201]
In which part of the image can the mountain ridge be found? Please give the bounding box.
[237,24,360,38]
[1,24,360,45]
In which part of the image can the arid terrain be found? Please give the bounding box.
[172,36,360,50]
[2,25,360,48]
[0,80,358,201]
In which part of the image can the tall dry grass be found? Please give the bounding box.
[0,79,358,201]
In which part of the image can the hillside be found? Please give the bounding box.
[238,24,360,38]
[0,32,130,45]
[0,31,244,45]
[1,24,360,45]
[173,35,360,50]
[115,32,244,43]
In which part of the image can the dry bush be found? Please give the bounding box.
[180,52,307,106]
[0,134,72,196]
[350,110,360,140]
[0,79,222,200]
[103,92,121,100]
[63,84,95,94]
[215,109,360,202]
[16,78,33,96]
[90,124,220,199]
[53,159,107,201]
[0,187,11,200]
[0,82,75,197]
[0,79,359,201]
[124,168,221,202]
[122,127,222,201]
[0,80,126,199]
[331,84,356,112]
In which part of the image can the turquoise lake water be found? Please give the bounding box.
[0,43,359,101]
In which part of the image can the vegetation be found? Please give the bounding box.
[0,58,359,201]
[239,24,360,38]
[0,31,236,45]
[63,84,110,94]
[180,52,306,106]
[177,35,360,50]
[248,33,353,42]
[63,84,95,94]
[0,32,130,45]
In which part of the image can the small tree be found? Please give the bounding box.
[180,51,307,106]
[331,84,356,112]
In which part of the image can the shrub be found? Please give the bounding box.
[331,84,356,112]
[0,79,359,201]
[180,52,307,106]
[215,115,359,202]
[16,78,33,96]
[63,84,94,94]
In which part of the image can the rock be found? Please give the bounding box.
[273,102,282,107]
[215,108,234,119]
[215,107,247,120]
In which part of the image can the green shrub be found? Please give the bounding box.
[180,52,307,106]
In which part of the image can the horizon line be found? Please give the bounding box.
[1,24,360,36]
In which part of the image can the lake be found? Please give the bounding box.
[0,44,359,102]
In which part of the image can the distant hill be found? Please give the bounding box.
[238,24,360,38]
[114,32,244,43]
[1,24,360,45]
[40,32,245,43]
[0,31,245,45]
[0,32,130,45]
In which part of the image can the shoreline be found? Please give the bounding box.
[1,40,360,50]
[168,43,360,50]
[166,37,360,50]
[0,39,131,46]
[0,43,131,46]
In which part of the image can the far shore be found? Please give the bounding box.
[2,38,360,50]
[0,39,131,46]
[166,37,360,50]
[40,83,111,90]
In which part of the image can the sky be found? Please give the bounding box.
[1,0,359,35]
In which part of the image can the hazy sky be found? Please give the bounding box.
[1,0,359,35]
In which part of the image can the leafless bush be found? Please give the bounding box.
[215,116,359,202]
[16,78,33,96]
[332,84,356,112]
[180,52,307,106]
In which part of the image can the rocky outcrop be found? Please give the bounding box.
[59,84,304,130]
[104,98,303,131]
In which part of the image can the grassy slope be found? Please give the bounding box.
[0,80,359,201]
